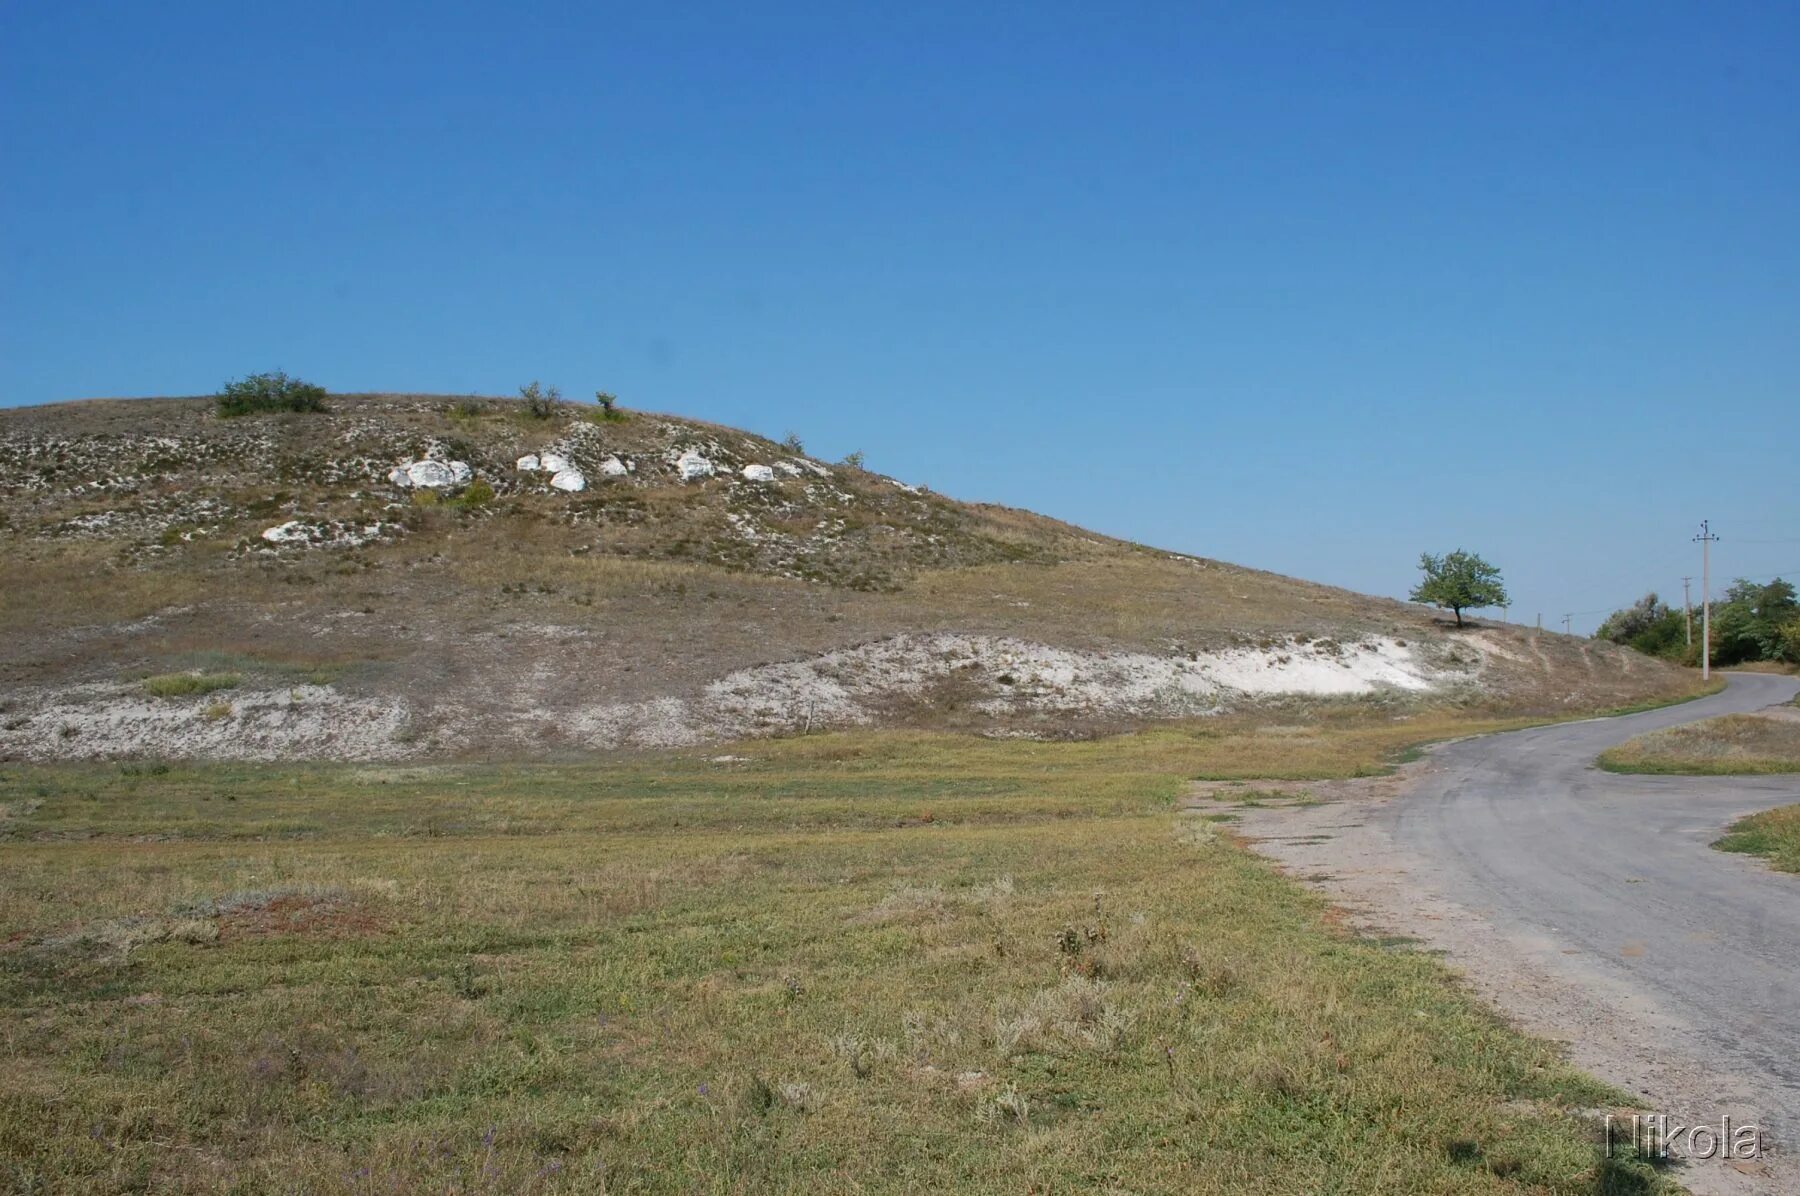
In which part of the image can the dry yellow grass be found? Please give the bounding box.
[1599,710,1800,775]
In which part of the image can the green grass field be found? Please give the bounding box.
[1,715,1675,1193]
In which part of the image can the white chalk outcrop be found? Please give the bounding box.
[599,456,629,478]
[258,519,393,549]
[550,469,587,492]
[0,683,420,762]
[741,464,777,483]
[388,460,472,491]
[516,454,540,472]
[674,450,715,482]
[568,633,1471,750]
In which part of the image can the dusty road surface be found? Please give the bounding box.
[1197,672,1800,1195]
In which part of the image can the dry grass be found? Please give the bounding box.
[1598,710,1800,775]
[0,718,1681,1194]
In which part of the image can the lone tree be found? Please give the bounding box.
[1410,550,1508,627]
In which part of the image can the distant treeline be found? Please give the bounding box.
[1598,578,1799,666]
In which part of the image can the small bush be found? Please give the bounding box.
[841,450,867,470]
[592,391,627,422]
[143,673,241,698]
[781,432,805,454]
[519,382,561,419]
[216,372,327,418]
[454,479,496,508]
[202,701,234,722]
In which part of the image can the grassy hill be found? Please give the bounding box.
[0,393,1693,761]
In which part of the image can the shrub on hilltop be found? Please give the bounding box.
[215,371,328,418]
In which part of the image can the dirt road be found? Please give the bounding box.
[1198,672,1800,1194]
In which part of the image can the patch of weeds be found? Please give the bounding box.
[452,479,496,509]
[142,673,241,699]
[201,701,233,723]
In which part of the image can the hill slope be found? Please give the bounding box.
[0,394,1692,760]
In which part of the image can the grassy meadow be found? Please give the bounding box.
[1,712,1676,1194]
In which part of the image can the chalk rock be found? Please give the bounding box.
[741,464,776,483]
[387,460,472,491]
[262,521,308,544]
[550,469,587,492]
[598,456,629,478]
[404,460,458,490]
[516,454,541,472]
[674,450,715,482]
[539,453,572,475]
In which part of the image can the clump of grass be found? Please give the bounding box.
[141,672,240,698]
[1714,803,1800,873]
[202,701,233,722]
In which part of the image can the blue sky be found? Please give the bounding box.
[3,2,1796,630]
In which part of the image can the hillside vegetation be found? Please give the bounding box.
[0,393,1697,761]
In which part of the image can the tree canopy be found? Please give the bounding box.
[1409,550,1508,627]
[1597,577,1797,666]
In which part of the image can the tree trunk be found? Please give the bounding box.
[1453,607,1463,627]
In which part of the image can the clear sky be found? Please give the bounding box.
[3,2,1796,631]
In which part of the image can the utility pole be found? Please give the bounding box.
[1563,613,1573,636]
[1694,521,1720,681]
[1536,613,1542,632]
[1681,576,1693,647]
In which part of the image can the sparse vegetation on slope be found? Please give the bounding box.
[0,723,1667,1194]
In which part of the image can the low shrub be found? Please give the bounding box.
[215,372,327,418]
[519,382,561,419]
[593,391,627,422]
